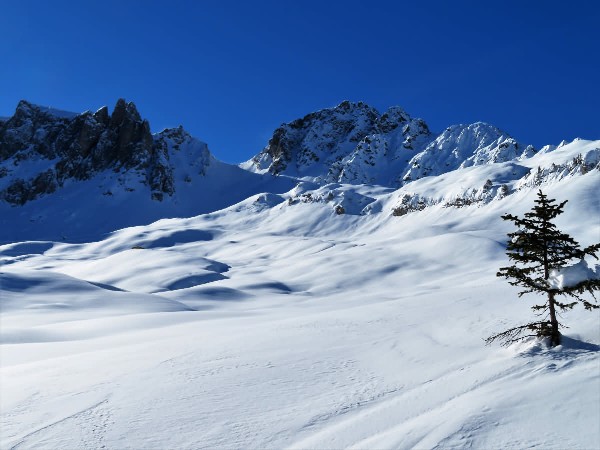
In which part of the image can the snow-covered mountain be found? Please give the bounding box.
[2,99,598,244]
[244,101,537,187]
[1,99,598,244]
[0,100,295,242]
[243,101,433,185]
[401,122,536,182]
[1,99,172,204]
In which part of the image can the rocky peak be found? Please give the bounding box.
[0,99,210,205]
[247,101,382,177]
[157,125,192,146]
[329,107,433,186]
[401,122,535,182]
[13,100,38,120]
[110,98,142,126]
[94,106,110,125]
[12,100,78,122]
[376,106,411,133]
[246,101,436,186]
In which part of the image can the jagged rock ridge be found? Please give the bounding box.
[0,99,211,204]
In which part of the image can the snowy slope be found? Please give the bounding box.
[1,135,599,449]
[0,158,295,243]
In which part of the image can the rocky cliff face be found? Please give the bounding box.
[329,106,432,186]
[0,99,210,205]
[248,101,381,177]
[246,102,535,187]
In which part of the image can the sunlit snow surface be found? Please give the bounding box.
[1,140,599,449]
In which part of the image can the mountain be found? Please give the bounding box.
[1,99,598,244]
[1,99,167,204]
[242,101,432,185]
[244,101,537,187]
[401,122,536,182]
[0,100,295,242]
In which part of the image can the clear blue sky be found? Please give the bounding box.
[2,0,598,163]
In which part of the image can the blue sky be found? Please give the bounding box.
[2,0,598,163]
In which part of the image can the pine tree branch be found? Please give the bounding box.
[485,321,550,347]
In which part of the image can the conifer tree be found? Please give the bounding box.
[486,190,600,347]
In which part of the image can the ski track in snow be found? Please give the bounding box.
[8,399,112,450]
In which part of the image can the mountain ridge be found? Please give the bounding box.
[243,100,540,188]
[0,99,195,204]
[1,99,598,243]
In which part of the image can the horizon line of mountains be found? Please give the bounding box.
[0,98,589,206]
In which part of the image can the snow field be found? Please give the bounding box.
[1,142,599,449]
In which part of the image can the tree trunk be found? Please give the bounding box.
[542,221,560,346]
[547,291,561,346]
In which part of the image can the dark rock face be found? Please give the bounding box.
[0,99,180,205]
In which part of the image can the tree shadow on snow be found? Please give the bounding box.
[519,335,600,361]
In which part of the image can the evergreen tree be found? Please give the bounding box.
[486,190,600,347]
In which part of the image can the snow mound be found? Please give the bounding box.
[0,270,192,313]
[548,259,600,290]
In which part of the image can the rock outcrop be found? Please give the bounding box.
[0,99,210,205]
[247,101,381,177]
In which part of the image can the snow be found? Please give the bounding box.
[243,101,431,185]
[402,122,524,182]
[526,139,600,167]
[549,259,600,290]
[1,134,599,448]
[0,156,61,192]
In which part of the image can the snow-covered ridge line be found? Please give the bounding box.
[280,140,599,219]
[1,99,597,244]
[393,147,599,217]
[245,101,539,188]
